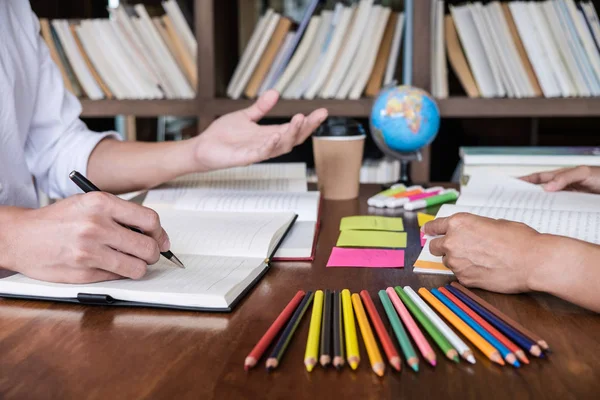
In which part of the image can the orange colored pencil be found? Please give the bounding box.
[360,290,401,371]
[439,287,529,364]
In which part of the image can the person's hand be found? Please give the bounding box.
[191,90,328,171]
[4,192,170,283]
[423,213,554,293]
[520,166,600,194]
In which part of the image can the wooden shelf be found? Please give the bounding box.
[437,97,600,118]
[207,98,375,117]
[80,99,199,117]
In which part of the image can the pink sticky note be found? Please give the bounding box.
[420,231,426,247]
[326,247,405,268]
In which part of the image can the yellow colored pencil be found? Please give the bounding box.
[304,290,324,372]
[421,289,505,366]
[352,293,385,377]
[341,289,360,369]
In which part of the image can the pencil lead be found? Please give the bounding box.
[411,364,419,372]
[453,355,460,363]
[467,355,476,364]
[350,361,359,370]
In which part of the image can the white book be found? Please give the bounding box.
[304,5,352,99]
[384,12,405,86]
[437,1,448,98]
[509,2,561,98]
[450,5,498,97]
[284,13,331,99]
[162,0,197,60]
[321,0,374,98]
[0,210,296,310]
[337,5,382,99]
[273,16,321,94]
[582,2,600,50]
[258,32,295,95]
[349,7,392,99]
[52,20,104,100]
[431,0,438,96]
[227,10,272,97]
[568,1,600,86]
[414,173,600,275]
[230,13,281,99]
[470,3,508,97]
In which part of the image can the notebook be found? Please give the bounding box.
[143,163,321,260]
[0,210,297,311]
[414,173,600,275]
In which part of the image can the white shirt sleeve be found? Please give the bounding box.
[24,13,120,199]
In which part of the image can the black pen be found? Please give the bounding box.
[69,170,185,269]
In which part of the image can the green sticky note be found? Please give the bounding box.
[336,230,407,248]
[339,216,404,232]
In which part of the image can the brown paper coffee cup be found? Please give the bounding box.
[312,135,365,200]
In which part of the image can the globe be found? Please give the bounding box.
[370,85,440,154]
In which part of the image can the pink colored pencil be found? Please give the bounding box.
[386,287,437,366]
[244,290,306,370]
[406,189,442,202]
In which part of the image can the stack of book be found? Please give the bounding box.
[40,1,196,100]
[227,0,406,100]
[432,0,600,98]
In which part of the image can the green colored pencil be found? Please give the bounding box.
[394,286,458,363]
[378,290,419,372]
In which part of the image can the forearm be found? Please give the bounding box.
[87,138,201,194]
[529,235,600,312]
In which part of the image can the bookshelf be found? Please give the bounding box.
[69,0,600,182]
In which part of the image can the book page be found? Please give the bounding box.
[157,209,295,258]
[173,191,319,221]
[458,173,600,213]
[0,255,267,309]
[273,221,317,259]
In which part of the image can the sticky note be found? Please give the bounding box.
[336,230,407,248]
[327,247,405,268]
[339,216,404,232]
[417,212,435,227]
[420,231,426,247]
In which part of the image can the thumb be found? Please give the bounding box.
[243,90,279,121]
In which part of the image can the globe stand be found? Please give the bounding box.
[371,127,422,188]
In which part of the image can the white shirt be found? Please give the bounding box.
[0,0,117,208]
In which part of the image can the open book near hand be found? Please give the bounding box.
[414,173,600,275]
[0,210,297,311]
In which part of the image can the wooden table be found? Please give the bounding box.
[1,185,599,399]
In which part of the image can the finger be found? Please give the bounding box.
[519,168,566,185]
[26,265,122,284]
[273,114,305,155]
[294,108,328,146]
[98,245,148,279]
[423,217,450,236]
[105,222,161,265]
[107,198,170,252]
[429,237,446,257]
[542,166,590,192]
[243,90,279,121]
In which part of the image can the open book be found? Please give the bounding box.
[143,163,321,260]
[0,210,296,311]
[414,173,600,274]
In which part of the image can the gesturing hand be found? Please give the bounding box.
[192,90,328,171]
[520,166,600,194]
[423,213,547,293]
[5,192,170,283]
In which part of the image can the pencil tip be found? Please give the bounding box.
[411,364,419,372]
[350,361,358,370]
[467,355,476,364]
[391,359,401,371]
[531,346,543,357]
[306,364,314,372]
[453,355,460,363]
[169,254,185,268]
[430,360,437,367]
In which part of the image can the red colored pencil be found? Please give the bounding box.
[439,288,529,364]
[244,290,305,370]
[360,290,402,371]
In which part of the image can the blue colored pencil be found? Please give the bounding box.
[446,286,542,357]
[432,289,520,368]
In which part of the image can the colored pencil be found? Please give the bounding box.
[266,291,314,371]
[352,294,386,376]
[304,290,324,372]
[379,290,419,372]
[386,287,436,366]
[333,290,345,369]
[440,287,529,364]
[341,289,360,369]
[244,290,305,370]
[360,290,401,372]
[421,288,505,366]
[450,282,549,351]
[410,287,474,364]
[395,286,458,363]
[433,289,519,367]
[445,286,540,359]
[319,290,333,367]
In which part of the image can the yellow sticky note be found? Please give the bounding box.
[339,216,404,232]
[337,230,407,248]
[417,213,435,227]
